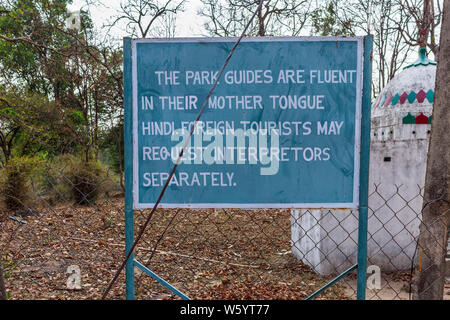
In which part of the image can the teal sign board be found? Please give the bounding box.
[129,37,366,209]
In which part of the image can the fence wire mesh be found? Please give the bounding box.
[1,167,448,300]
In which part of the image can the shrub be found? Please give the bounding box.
[0,157,39,211]
[65,157,106,205]
[33,154,121,205]
[37,156,71,205]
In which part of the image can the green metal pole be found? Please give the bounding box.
[356,35,373,300]
[357,206,368,300]
[306,264,358,300]
[123,37,135,300]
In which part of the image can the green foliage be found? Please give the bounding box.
[0,89,80,166]
[99,122,124,174]
[35,154,71,205]
[37,154,121,205]
[67,110,85,126]
[0,107,17,117]
[1,251,19,280]
[0,1,124,178]
[311,1,354,37]
[0,156,41,210]
[0,0,72,91]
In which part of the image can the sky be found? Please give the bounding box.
[68,0,207,41]
[66,0,429,80]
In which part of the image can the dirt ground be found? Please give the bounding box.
[0,198,348,300]
[1,198,446,300]
[343,273,450,300]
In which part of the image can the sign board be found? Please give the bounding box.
[128,37,366,209]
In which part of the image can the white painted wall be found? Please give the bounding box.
[291,123,430,275]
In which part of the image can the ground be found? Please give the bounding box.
[0,198,447,300]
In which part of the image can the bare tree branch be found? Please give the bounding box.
[105,0,185,38]
[199,0,313,37]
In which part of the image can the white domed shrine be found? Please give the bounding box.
[366,47,436,273]
[291,48,436,275]
[371,47,435,143]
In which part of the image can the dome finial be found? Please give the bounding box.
[419,47,427,59]
[404,47,437,69]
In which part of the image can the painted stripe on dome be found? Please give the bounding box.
[392,93,400,105]
[402,113,416,124]
[426,89,434,103]
[399,92,408,104]
[416,89,426,103]
[408,91,416,103]
[379,94,386,107]
[415,113,428,124]
[384,93,393,106]
[375,89,434,107]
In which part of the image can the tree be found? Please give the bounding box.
[395,0,443,60]
[0,89,76,166]
[0,0,72,94]
[310,0,353,36]
[0,0,126,185]
[107,0,185,38]
[413,0,449,300]
[199,0,314,37]
[322,0,418,96]
[61,25,125,181]
[0,2,82,162]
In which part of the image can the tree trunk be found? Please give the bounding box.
[257,2,264,36]
[420,0,432,47]
[413,0,450,300]
[0,263,6,300]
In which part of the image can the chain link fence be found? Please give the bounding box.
[0,168,449,299]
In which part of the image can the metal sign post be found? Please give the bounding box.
[122,36,372,300]
[357,35,373,300]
